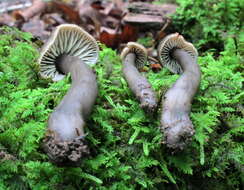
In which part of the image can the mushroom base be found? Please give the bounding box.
[43,130,90,166]
[160,116,195,150]
[123,53,157,113]
[0,151,16,161]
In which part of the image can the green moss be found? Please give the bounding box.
[137,36,154,48]
[172,0,244,53]
[0,21,243,190]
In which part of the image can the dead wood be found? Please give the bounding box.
[123,2,177,29]
[0,0,31,14]
[14,0,47,21]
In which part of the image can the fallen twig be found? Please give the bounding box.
[14,0,47,21]
[0,0,32,14]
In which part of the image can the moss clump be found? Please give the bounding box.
[0,24,243,190]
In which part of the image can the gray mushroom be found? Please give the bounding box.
[121,42,157,113]
[38,24,99,165]
[157,33,201,150]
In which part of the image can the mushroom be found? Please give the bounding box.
[157,33,201,150]
[121,42,157,113]
[38,24,99,165]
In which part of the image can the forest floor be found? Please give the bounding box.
[0,0,243,190]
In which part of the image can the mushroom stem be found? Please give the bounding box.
[43,55,98,165]
[123,53,157,113]
[161,49,201,149]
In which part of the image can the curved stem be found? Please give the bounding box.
[44,55,98,164]
[48,55,98,141]
[161,49,201,149]
[123,53,157,113]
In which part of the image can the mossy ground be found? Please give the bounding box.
[0,0,243,189]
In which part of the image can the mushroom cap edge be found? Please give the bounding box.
[157,33,198,74]
[38,24,99,81]
[121,42,148,69]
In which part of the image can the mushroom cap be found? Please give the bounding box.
[157,33,198,74]
[121,42,147,69]
[38,24,99,81]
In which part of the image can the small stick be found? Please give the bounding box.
[14,0,47,21]
[0,1,32,14]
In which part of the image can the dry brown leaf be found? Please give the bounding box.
[52,1,81,24]
[22,17,49,41]
[78,3,104,38]
[121,24,138,43]
[0,14,16,27]
[100,3,114,15]
[155,18,171,42]
[43,13,66,26]
[150,63,162,72]
[113,0,124,8]
[100,27,121,48]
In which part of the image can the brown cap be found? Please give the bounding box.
[38,24,99,81]
[157,33,198,74]
[121,42,147,69]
